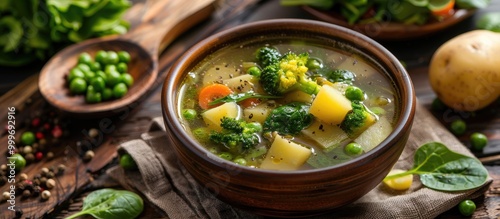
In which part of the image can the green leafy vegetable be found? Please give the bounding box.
[263,102,314,135]
[0,0,130,67]
[476,12,500,32]
[456,0,490,9]
[209,91,281,106]
[384,142,488,191]
[66,188,144,219]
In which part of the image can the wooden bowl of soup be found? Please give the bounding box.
[162,19,415,217]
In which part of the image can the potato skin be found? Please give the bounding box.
[429,30,500,111]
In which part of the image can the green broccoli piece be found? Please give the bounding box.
[340,101,378,137]
[209,117,262,150]
[263,102,314,135]
[260,52,320,95]
[256,46,281,67]
[321,69,356,84]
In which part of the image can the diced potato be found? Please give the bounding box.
[260,135,312,171]
[202,102,241,131]
[283,90,313,104]
[223,74,260,93]
[354,116,393,152]
[302,119,349,149]
[309,85,352,125]
[243,102,273,124]
[202,64,241,86]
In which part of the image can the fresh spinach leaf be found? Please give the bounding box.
[477,12,500,32]
[209,91,281,106]
[66,188,144,219]
[384,142,488,191]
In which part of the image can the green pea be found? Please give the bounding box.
[182,109,197,120]
[233,157,247,166]
[102,88,113,100]
[105,64,117,74]
[95,70,107,81]
[431,98,446,111]
[113,83,128,98]
[69,78,87,94]
[345,86,365,101]
[117,62,128,73]
[86,86,102,103]
[95,50,107,64]
[450,119,466,136]
[90,77,106,92]
[345,142,363,156]
[78,52,92,65]
[119,153,138,170]
[458,199,476,216]
[470,132,488,151]
[193,127,210,142]
[90,61,102,72]
[120,73,134,87]
[21,131,36,145]
[105,51,119,65]
[84,71,96,81]
[306,58,322,70]
[77,63,91,73]
[246,66,261,77]
[106,71,122,87]
[11,153,26,171]
[218,152,233,161]
[67,68,85,82]
[118,51,131,63]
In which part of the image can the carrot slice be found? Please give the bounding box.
[240,97,261,108]
[198,84,233,109]
[430,0,455,17]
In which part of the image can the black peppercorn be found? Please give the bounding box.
[15,209,23,218]
[22,189,31,198]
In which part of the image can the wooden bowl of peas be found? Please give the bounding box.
[162,19,416,217]
[39,39,156,117]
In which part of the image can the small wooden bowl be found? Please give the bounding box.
[303,7,476,41]
[38,38,156,117]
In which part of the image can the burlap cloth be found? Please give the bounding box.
[107,104,492,218]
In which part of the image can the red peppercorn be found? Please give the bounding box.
[43,123,51,131]
[32,118,41,127]
[52,126,62,138]
[36,132,44,140]
[35,152,43,161]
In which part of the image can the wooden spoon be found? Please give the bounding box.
[39,0,215,117]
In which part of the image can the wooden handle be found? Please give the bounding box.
[122,0,216,56]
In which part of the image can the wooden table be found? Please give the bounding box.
[0,0,499,218]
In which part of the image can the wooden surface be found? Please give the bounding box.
[0,0,499,218]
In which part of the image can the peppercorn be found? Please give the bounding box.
[31,118,41,127]
[23,146,33,154]
[35,132,44,140]
[52,126,63,138]
[24,153,35,163]
[57,164,66,174]
[2,191,10,201]
[0,164,7,172]
[15,209,23,218]
[46,178,56,189]
[39,138,47,146]
[88,128,99,138]
[0,176,7,186]
[84,150,95,162]
[46,171,55,179]
[32,186,42,197]
[19,173,28,181]
[35,152,43,161]
[22,190,31,198]
[41,190,51,200]
[46,152,54,160]
[39,177,47,186]
[41,167,49,176]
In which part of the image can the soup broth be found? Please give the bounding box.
[177,37,398,171]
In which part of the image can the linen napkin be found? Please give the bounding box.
[107,103,492,219]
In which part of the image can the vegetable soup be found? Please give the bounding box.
[177,37,398,171]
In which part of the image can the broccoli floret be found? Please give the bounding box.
[322,69,356,84]
[209,117,262,150]
[340,101,378,137]
[260,52,320,95]
[263,102,314,135]
[256,47,281,67]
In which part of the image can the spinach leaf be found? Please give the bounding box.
[209,91,281,106]
[456,0,490,9]
[66,188,144,219]
[384,142,488,191]
[477,12,500,32]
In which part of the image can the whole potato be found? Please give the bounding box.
[429,30,500,111]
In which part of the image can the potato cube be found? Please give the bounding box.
[302,119,349,149]
[260,135,312,171]
[309,85,352,125]
[243,102,273,124]
[354,116,393,152]
[223,74,260,93]
[202,102,241,131]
